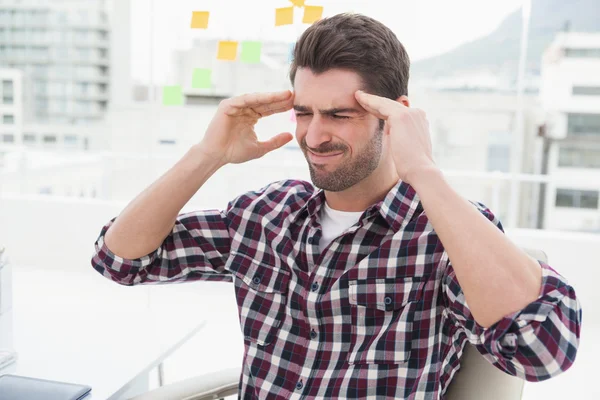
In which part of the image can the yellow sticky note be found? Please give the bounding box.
[217,41,238,61]
[289,0,305,7]
[303,5,323,24]
[190,11,209,29]
[275,7,294,26]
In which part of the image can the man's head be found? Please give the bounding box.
[289,13,410,192]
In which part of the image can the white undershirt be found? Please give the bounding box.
[318,201,363,253]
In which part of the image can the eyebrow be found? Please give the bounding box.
[293,105,362,115]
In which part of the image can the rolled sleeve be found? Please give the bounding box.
[443,260,582,382]
[91,209,233,286]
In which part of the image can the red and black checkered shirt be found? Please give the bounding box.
[92,179,581,399]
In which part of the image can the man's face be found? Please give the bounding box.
[293,68,384,192]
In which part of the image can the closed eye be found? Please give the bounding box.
[332,115,350,120]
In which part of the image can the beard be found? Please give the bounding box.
[301,125,384,192]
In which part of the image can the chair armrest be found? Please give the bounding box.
[128,367,240,400]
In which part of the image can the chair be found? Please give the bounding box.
[130,248,547,400]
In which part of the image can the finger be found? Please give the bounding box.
[257,132,294,156]
[253,97,294,117]
[354,90,402,120]
[229,91,292,110]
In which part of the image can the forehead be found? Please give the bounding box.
[293,68,364,108]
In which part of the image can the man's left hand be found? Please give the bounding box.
[355,90,437,184]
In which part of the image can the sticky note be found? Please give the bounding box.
[241,41,262,63]
[163,86,183,106]
[217,41,238,61]
[190,11,209,29]
[192,68,211,89]
[289,0,305,7]
[275,7,294,26]
[303,5,323,24]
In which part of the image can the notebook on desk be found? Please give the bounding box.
[0,374,91,400]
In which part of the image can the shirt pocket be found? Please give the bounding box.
[347,277,424,365]
[228,252,291,347]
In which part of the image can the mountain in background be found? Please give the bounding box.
[410,0,600,91]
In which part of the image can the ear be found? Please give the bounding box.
[396,95,410,107]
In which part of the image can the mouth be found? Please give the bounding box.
[307,150,344,164]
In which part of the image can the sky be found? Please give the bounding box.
[128,0,526,84]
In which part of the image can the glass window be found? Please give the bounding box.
[2,80,13,95]
[558,146,600,168]
[23,133,36,143]
[565,48,600,58]
[567,113,600,136]
[159,139,176,145]
[556,189,599,209]
[3,96,13,105]
[2,114,14,124]
[1,134,14,143]
[64,135,78,144]
[42,135,57,143]
[486,144,510,172]
[572,86,600,96]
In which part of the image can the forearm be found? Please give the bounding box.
[105,144,225,259]
[409,167,543,328]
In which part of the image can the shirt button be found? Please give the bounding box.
[311,282,319,292]
[310,329,317,339]
[384,296,393,305]
[252,275,262,285]
[296,380,304,390]
[308,237,314,245]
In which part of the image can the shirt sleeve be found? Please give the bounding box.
[91,205,234,286]
[441,201,582,382]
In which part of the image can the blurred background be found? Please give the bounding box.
[0,0,598,398]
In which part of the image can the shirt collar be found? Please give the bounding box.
[292,179,422,232]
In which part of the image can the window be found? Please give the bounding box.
[3,96,13,105]
[64,135,78,145]
[572,86,600,96]
[555,189,599,209]
[2,114,14,124]
[565,48,600,58]
[2,80,13,95]
[159,139,176,145]
[23,133,36,143]
[1,134,14,143]
[559,146,600,168]
[43,135,57,143]
[567,113,600,136]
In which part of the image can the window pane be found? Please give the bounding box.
[555,189,576,207]
[572,86,600,96]
[565,48,600,58]
[580,191,600,209]
[568,113,600,136]
[2,114,14,124]
[558,146,600,168]
[1,133,14,143]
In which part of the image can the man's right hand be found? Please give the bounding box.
[198,90,295,166]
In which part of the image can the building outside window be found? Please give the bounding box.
[558,146,600,168]
[555,189,600,209]
[567,113,600,136]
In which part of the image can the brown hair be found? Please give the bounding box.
[289,13,410,99]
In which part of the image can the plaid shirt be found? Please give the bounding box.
[91,179,581,399]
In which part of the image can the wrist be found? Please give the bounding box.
[404,164,443,188]
[188,143,227,172]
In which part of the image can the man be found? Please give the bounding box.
[91,13,581,399]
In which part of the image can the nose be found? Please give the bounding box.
[304,116,332,150]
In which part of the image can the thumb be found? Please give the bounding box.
[258,132,294,156]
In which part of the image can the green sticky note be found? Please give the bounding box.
[192,68,212,89]
[241,41,262,64]
[163,86,183,106]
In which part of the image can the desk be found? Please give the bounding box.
[0,266,206,399]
